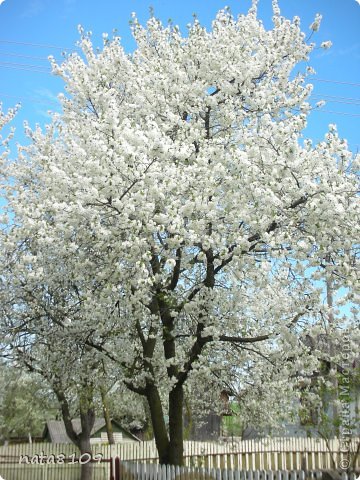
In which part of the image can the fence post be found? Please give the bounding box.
[115,457,121,480]
[109,457,114,480]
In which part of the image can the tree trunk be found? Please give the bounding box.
[146,384,170,464]
[100,387,115,444]
[146,383,184,466]
[79,436,93,480]
[167,384,184,466]
[78,401,95,480]
[52,383,95,480]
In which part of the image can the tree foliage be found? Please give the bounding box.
[0,364,58,442]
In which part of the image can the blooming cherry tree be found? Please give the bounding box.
[2,1,359,466]
[0,251,103,480]
[0,103,17,192]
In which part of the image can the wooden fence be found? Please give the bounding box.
[120,464,359,480]
[0,438,359,480]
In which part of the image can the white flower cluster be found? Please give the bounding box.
[309,14,322,32]
[321,40,332,49]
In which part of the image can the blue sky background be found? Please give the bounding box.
[0,0,359,151]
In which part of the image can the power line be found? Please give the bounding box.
[0,87,359,116]
[0,43,358,89]
[0,93,59,105]
[0,61,50,69]
[0,63,359,114]
[311,97,360,106]
[0,39,76,51]
[312,94,360,102]
[311,78,360,88]
[313,110,360,117]
[0,63,51,74]
[0,51,50,61]
[0,65,50,74]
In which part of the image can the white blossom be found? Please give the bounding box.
[309,14,322,32]
[321,40,332,49]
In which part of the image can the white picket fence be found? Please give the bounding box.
[120,463,359,480]
[0,438,359,480]
[1,438,359,463]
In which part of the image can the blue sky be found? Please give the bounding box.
[0,0,359,151]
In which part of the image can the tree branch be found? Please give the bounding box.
[166,248,182,291]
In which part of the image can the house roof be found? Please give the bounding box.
[43,418,140,443]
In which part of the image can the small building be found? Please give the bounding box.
[2,435,43,446]
[43,418,140,444]
[185,391,233,441]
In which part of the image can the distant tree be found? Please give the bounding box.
[1,1,359,467]
[0,364,58,442]
[0,248,103,480]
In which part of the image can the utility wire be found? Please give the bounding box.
[0,45,358,89]
[0,52,50,61]
[0,61,359,114]
[0,93,59,105]
[312,94,360,102]
[0,66,50,73]
[313,110,360,117]
[0,40,358,88]
[311,97,360,106]
[310,78,360,88]
[0,61,50,70]
[0,63,50,73]
[0,39,76,50]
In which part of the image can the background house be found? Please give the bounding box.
[43,418,140,444]
[185,391,232,441]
